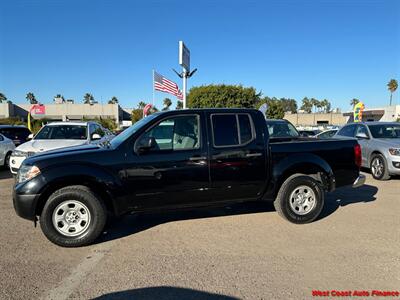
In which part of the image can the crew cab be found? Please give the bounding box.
[13,109,365,247]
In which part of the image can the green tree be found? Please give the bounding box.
[310,98,320,113]
[162,98,172,111]
[176,100,183,110]
[300,97,312,113]
[26,92,38,104]
[131,109,142,123]
[187,84,261,108]
[83,93,94,104]
[266,100,285,119]
[108,96,118,104]
[350,98,360,108]
[387,79,398,105]
[0,92,7,103]
[279,98,297,113]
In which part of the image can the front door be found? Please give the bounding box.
[123,113,210,210]
[355,124,370,167]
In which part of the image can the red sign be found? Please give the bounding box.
[31,104,46,115]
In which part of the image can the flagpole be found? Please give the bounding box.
[152,69,155,106]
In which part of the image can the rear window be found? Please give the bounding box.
[0,127,31,139]
[211,114,254,147]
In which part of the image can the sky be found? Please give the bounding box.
[1,0,399,111]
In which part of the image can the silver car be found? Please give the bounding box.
[0,133,16,169]
[335,122,400,180]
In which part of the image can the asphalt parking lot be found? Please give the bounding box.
[0,169,399,300]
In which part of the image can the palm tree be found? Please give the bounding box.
[310,98,320,113]
[176,100,183,110]
[83,93,94,104]
[108,96,118,104]
[300,97,312,113]
[350,98,360,108]
[0,92,7,103]
[387,79,398,105]
[137,101,147,109]
[54,94,65,103]
[26,92,38,104]
[162,98,172,111]
[322,99,331,113]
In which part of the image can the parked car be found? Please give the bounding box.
[315,129,338,139]
[0,133,15,169]
[13,109,364,247]
[0,125,31,146]
[9,121,114,174]
[335,122,400,180]
[298,130,321,137]
[266,119,300,139]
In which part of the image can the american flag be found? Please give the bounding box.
[154,71,183,100]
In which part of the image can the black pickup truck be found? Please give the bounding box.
[13,109,365,247]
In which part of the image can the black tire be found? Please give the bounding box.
[274,174,324,224]
[3,152,11,169]
[40,185,107,247]
[370,154,390,181]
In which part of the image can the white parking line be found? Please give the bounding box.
[41,242,113,300]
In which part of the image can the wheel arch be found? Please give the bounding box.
[35,176,116,217]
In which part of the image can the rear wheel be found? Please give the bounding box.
[274,174,324,224]
[40,185,107,247]
[370,154,390,180]
[3,152,11,169]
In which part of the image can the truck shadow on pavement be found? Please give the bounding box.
[97,184,378,244]
[319,184,378,220]
[0,169,13,180]
[93,286,238,300]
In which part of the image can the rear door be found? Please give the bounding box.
[208,112,267,201]
[354,124,370,166]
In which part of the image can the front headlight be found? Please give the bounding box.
[12,150,27,157]
[17,165,41,183]
[389,148,400,156]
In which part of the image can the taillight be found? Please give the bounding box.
[354,143,362,168]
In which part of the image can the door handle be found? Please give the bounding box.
[189,156,207,161]
[246,153,262,157]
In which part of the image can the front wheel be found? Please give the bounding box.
[274,174,324,224]
[370,154,390,180]
[40,185,107,247]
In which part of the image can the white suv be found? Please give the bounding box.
[10,121,114,174]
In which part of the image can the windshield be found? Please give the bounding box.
[267,121,299,138]
[35,125,87,140]
[368,124,400,139]
[110,114,159,147]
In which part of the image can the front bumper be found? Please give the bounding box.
[352,174,366,188]
[13,189,39,221]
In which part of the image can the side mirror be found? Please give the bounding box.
[92,133,102,140]
[27,133,34,141]
[356,132,369,139]
[136,137,156,153]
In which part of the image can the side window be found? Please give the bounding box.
[139,115,200,151]
[89,124,96,137]
[94,125,105,137]
[212,115,239,146]
[211,114,254,147]
[355,125,369,137]
[337,125,356,137]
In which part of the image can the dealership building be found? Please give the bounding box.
[0,102,133,127]
[284,105,400,126]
